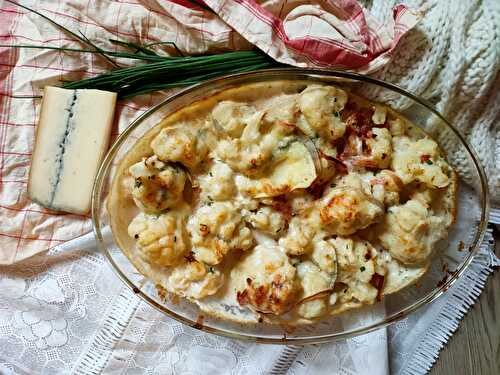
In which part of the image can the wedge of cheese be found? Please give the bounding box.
[28,86,117,214]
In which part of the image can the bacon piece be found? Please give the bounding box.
[270,196,293,222]
[420,154,431,163]
[369,273,385,301]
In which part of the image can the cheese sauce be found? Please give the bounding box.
[108,81,457,324]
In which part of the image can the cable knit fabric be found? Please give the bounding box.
[367,0,500,203]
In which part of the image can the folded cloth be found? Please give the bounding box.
[0,0,418,264]
[0,227,496,374]
[205,0,421,72]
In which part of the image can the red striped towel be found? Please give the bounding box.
[0,0,419,264]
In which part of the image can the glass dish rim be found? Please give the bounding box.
[92,68,490,344]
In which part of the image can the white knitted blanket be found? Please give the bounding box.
[368,0,500,203]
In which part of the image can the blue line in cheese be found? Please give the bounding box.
[29,86,117,214]
[48,90,78,206]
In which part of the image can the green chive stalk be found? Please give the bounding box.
[3,0,281,99]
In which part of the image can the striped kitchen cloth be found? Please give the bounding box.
[0,0,419,264]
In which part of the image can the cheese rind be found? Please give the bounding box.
[28,86,117,214]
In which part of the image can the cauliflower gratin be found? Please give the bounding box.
[108,81,457,324]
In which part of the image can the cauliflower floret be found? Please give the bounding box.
[234,245,297,315]
[336,173,372,195]
[319,187,383,236]
[212,101,255,138]
[198,162,235,201]
[347,127,392,170]
[296,261,332,319]
[129,156,186,213]
[391,137,450,188]
[298,85,348,141]
[364,127,392,168]
[165,261,224,299]
[128,208,189,266]
[187,202,254,265]
[371,105,387,125]
[261,94,299,127]
[388,117,405,136]
[246,206,286,237]
[151,125,212,169]
[378,199,447,265]
[311,239,337,274]
[279,214,317,256]
[370,170,404,206]
[216,110,295,176]
[331,237,386,304]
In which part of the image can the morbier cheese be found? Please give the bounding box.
[28,86,117,214]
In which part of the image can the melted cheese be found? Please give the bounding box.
[109,81,457,324]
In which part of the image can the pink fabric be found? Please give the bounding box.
[0,0,419,264]
[206,0,420,71]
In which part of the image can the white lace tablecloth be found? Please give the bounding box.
[0,226,497,375]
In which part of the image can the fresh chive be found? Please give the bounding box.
[63,53,279,98]
[5,0,118,67]
[78,30,120,67]
[5,0,282,99]
[109,39,159,56]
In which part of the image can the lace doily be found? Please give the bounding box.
[0,229,497,375]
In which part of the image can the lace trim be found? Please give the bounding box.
[72,288,140,374]
[402,228,497,375]
[269,346,302,374]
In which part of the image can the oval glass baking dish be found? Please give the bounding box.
[92,69,489,344]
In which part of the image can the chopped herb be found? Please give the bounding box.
[333,111,339,117]
[426,159,433,165]
[208,267,214,274]
[330,183,336,188]
[209,172,213,177]
[134,178,143,188]
[360,266,366,272]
